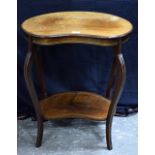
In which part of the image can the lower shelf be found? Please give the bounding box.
[40,91,111,121]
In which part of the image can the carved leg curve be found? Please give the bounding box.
[24,39,44,147]
[105,46,122,99]
[106,52,126,150]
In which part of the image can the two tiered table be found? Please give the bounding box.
[21,11,133,150]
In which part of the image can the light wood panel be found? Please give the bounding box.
[40,91,110,121]
[22,11,133,39]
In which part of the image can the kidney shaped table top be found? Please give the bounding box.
[22,11,133,46]
[21,11,133,150]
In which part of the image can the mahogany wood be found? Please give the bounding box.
[24,37,43,147]
[40,91,110,121]
[22,12,132,39]
[22,11,132,46]
[22,11,133,150]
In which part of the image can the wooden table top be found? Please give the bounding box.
[21,11,133,39]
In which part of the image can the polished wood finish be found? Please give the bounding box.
[40,91,110,120]
[22,11,132,150]
[106,40,126,150]
[24,37,43,147]
[22,12,132,46]
[32,35,129,46]
[22,12,132,39]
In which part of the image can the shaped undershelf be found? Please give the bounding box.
[40,91,111,121]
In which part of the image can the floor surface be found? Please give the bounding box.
[17,114,137,155]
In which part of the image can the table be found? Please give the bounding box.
[21,11,133,150]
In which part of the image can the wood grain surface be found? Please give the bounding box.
[40,91,110,121]
[22,11,133,39]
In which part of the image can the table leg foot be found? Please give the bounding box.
[36,119,44,147]
[106,120,113,150]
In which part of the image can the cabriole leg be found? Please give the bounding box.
[106,41,126,150]
[24,37,44,147]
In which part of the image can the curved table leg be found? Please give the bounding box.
[106,41,126,150]
[105,45,122,99]
[24,37,44,147]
